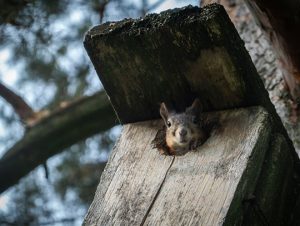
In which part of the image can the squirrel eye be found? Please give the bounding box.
[192,117,198,124]
[167,120,171,127]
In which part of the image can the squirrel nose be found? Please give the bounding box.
[179,129,187,136]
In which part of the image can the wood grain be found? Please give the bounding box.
[83,120,174,226]
[83,107,271,225]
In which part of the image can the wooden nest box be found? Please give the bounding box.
[83,4,300,225]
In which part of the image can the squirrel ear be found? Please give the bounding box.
[185,98,202,116]
[160,102,169,124]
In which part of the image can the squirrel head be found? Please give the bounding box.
[160,99,203,150]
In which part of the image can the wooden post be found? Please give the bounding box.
[83,4,300,225]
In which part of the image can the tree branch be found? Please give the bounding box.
[0,81,35,121]
[0,91,117,193]
[0,0,33,25]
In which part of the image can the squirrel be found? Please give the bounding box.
[153,99,208,155]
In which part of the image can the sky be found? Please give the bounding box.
[0,49,18,86]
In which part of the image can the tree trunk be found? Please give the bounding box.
[243,0,300,101]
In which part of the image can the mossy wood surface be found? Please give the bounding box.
[85,4,270,124]
[83,107,289,226]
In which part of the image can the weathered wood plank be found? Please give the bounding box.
[83,120,174,226]
[143,107,271,226]
[83,107,271,225]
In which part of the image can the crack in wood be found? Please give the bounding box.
[140,156,175,226]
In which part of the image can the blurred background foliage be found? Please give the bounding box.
[0,0,198,225]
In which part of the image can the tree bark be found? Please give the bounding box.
[0,91,116,193]
[242,0,300,102]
